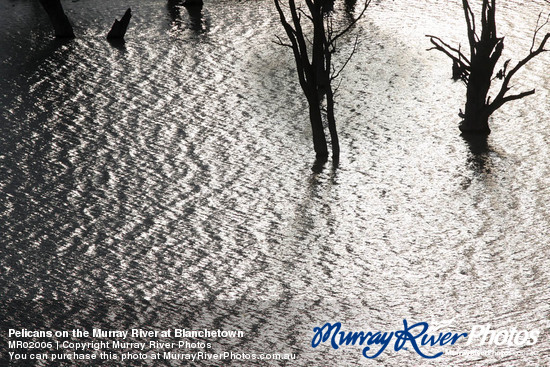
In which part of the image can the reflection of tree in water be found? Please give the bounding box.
[462,134,493,175]
[167,0,207,33]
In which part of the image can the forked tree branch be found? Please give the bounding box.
[331,35,359,81]
[463,0,478,56]
[531,12,550,52]
[274,0,309,89]
[490,32,550,112]
[426,35,471,67]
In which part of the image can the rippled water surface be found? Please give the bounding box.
[1,0,550,365]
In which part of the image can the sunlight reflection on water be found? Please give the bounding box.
[1,0,549,365]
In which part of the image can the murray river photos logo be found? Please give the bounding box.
[310,320,542,359]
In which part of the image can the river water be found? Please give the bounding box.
[1,0,549,365]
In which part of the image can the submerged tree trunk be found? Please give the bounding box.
[107,8,132,40]
[39,0,75,38]
[307,96,329,160]
[461,86,491,133]
[460,42,497,133]
[325,86,340,160]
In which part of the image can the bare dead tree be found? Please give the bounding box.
[274,0,369,163]
[427,0,550,134]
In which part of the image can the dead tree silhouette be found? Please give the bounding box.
[274,0,369,165]
[427,0,550,134]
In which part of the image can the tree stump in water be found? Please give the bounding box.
[38,0,75,38]
[107,8,132,40]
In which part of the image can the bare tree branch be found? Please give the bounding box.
[491,32,550,111]
[331,0,370,45]
[463,0,478,56]
[331,35,359,81]
[531,12,550,52]
[298,7,313,22]
[274,0,309,89]
[426,35,471,67]
[274,35,293,48]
